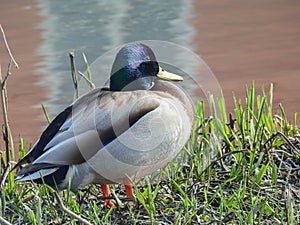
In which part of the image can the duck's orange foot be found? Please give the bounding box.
[101,184,116,208]
[125,183,133,198]
[125,183,136,206]
[103,199,116,208]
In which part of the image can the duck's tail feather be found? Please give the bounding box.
[15,163,69,189]
[15,167,60,182]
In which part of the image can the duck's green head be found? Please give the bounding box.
[110,43,183,91]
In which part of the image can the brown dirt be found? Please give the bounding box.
[0,0,47,148]
[191,0,300,124]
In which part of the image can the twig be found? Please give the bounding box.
[0,216,12,225]
[54,192,93,225]
[5,61,14,156]
[0,25,18,167]
[198,149,249,178]
[0,64,14,166]
[2,60,12,87]
[0,24,18,69]
[264,132,300,155]
[78,71,95,89]
[69,51,78,99]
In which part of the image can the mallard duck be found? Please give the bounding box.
[15,43,194,207]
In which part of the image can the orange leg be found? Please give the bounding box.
[101,184,116,208]
[125,183,136,206]
[125,183,133,198]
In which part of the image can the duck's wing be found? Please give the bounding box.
[14,88,103,170]
[29,90,162,166]
[15,89,162,180]
[14,106,72,169]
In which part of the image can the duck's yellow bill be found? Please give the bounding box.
[157,67,183,81]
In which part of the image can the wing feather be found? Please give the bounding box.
[14,105,72,169]
[15,89,164,180]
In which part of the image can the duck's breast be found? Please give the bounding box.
[86,86,194,184]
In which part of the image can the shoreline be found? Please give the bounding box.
[0,0,47,146]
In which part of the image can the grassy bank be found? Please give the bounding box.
[0,83,299,224]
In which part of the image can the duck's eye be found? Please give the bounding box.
[139,61,157,75]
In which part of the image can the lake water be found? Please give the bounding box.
[35,0,219,118]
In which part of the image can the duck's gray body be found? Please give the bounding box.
[16,79,194,190]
